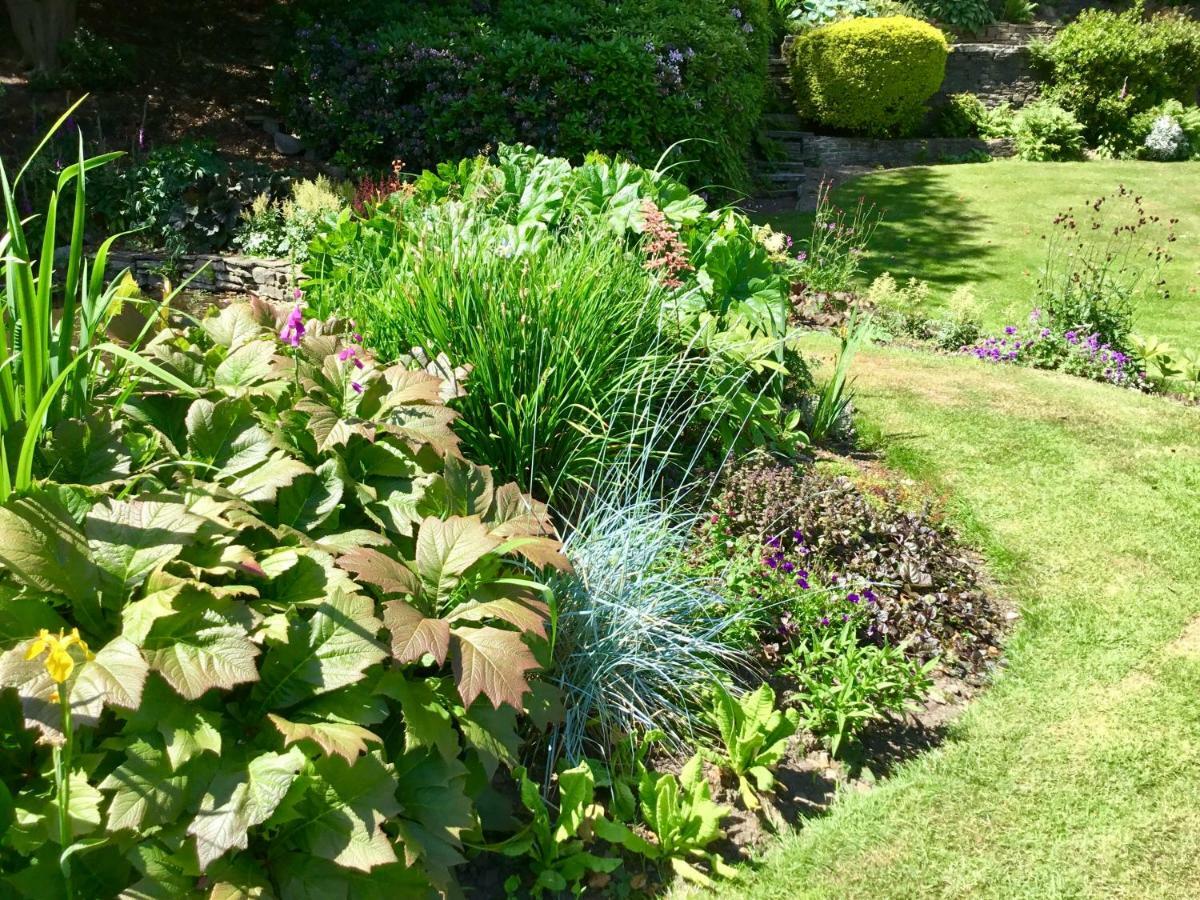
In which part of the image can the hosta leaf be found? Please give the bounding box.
[451,626,538,710]
[70,636,149,729]
[143,599,260,700]
[255,589,386,710]
[268,713,382,763]
[392,749,472,890]
[99,738,186,832]
[214,341,279,393]
[414,516,499,606]
[382,601,449,665]
[276,458,345,532]
[294,754,401,872]
[188,748,306,871]
[224,454,311,504]
[0,493,99,604]
[86,498,203,593]
[336,548,419,597]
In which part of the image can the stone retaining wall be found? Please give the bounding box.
[799,134,1014,168]
[936,42,1040,108]
[107,251,296,301]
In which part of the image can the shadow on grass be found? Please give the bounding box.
[850,167,999,291]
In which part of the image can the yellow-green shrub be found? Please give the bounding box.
[787,16,949,137]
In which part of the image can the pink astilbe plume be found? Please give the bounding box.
[640,199,693,289]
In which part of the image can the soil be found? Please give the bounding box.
[1,0,296,167]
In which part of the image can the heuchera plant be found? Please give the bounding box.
[0,301,568,897]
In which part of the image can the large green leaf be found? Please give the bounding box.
[272,855,436,900]
[413,516,499,609]
[99,738,186,833]
[381,601,449,665]
[336,548,419,598]
[70,635,149,730]
[142,598,261,700]
[255,589,386,711]
[86,498,203,593]
[0,493,99,604]
[293,754,401,872]
[276,458,345,532]
[186,398,274,477]
[213,342,280,394]
[188,747,306,871]
[375,672,458,760]
[224,454,312,504]
[391,749,473,890]
[202,304,264,350]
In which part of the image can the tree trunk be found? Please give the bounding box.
[5,0,78,75]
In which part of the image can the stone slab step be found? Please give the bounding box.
[764,130,808,142]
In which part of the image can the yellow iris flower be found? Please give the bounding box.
[25,628,93,684]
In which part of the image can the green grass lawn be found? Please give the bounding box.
[716,344,1200,899]
[761,160,1200,347]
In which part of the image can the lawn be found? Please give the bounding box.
[722,343,1200,899]
[762,161,1200,347]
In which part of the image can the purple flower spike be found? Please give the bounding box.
[280,304,305,347]
[338,346,357,362]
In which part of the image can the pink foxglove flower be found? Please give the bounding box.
[280,304,305,347]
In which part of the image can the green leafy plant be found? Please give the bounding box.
[705,682,799,809]
[913,0,992,31]
[933,92,1014,138]
[235,175,350,260]
[490,764,620,897]
[803,309,868,446]
[1130,334,1180,380]
[0,102,197,501]
[0,302,569,897]
[1031,5,1200,154]
[1012,100,1086,161]
[788,16,950,137]
[785,619,935,757]
[597,755,735,887]
[999,0,1035,24]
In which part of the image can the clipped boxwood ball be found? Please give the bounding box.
[788,16,949,138]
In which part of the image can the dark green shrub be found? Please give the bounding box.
[787,16,949,137]
[1012,100,1085,161]
[93,143,288,257]
[275,0,772,192]
[1031,5,1200,154]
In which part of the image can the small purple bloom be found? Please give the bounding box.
[351,381,363,394]
[280,305,305,347]
[338,346,357,362]
[781,561,795,574]
[847,593,860,604]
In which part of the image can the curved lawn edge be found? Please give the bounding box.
[715,345,1200,899]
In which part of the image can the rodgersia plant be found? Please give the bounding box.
[0,301,568,897]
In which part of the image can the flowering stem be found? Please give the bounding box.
[56,689,75,900]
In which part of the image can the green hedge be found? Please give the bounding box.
[1031,6,1200,155]
[787,16,948,137]
[275,0,773,192]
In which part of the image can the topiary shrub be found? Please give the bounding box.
[1031,5,1200,155]
[787,16,949,137]
[1012,100,1085,161]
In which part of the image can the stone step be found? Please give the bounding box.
[757,160,809,173]
[762,112,802,128]
[764,130,808,142]
[757,171,808,184]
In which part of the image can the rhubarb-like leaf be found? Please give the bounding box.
[451,626,538,710]
[214,341,279,394]
[189,748,307,870]
[224,454,312,504]
[268,713,382,763]
[443,455,493,517]
[0,493,99,604]
[86,498,203,593]
[143,599,261,700]
[294,754,401,872]
[392,749,473,889]
[376,672,458,759]
[202,303,263,350]
[382,601,449,665]
[255,589,386,710]
[414,516,499,608]
[276,458,345,532]
[337,548,419,597]
[99,738,186,833]
[70,635,149,729]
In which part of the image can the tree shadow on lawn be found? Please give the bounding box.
[851,166,1000,293]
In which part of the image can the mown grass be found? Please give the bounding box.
[721,343,1200,899]
[761,161,1200,347]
